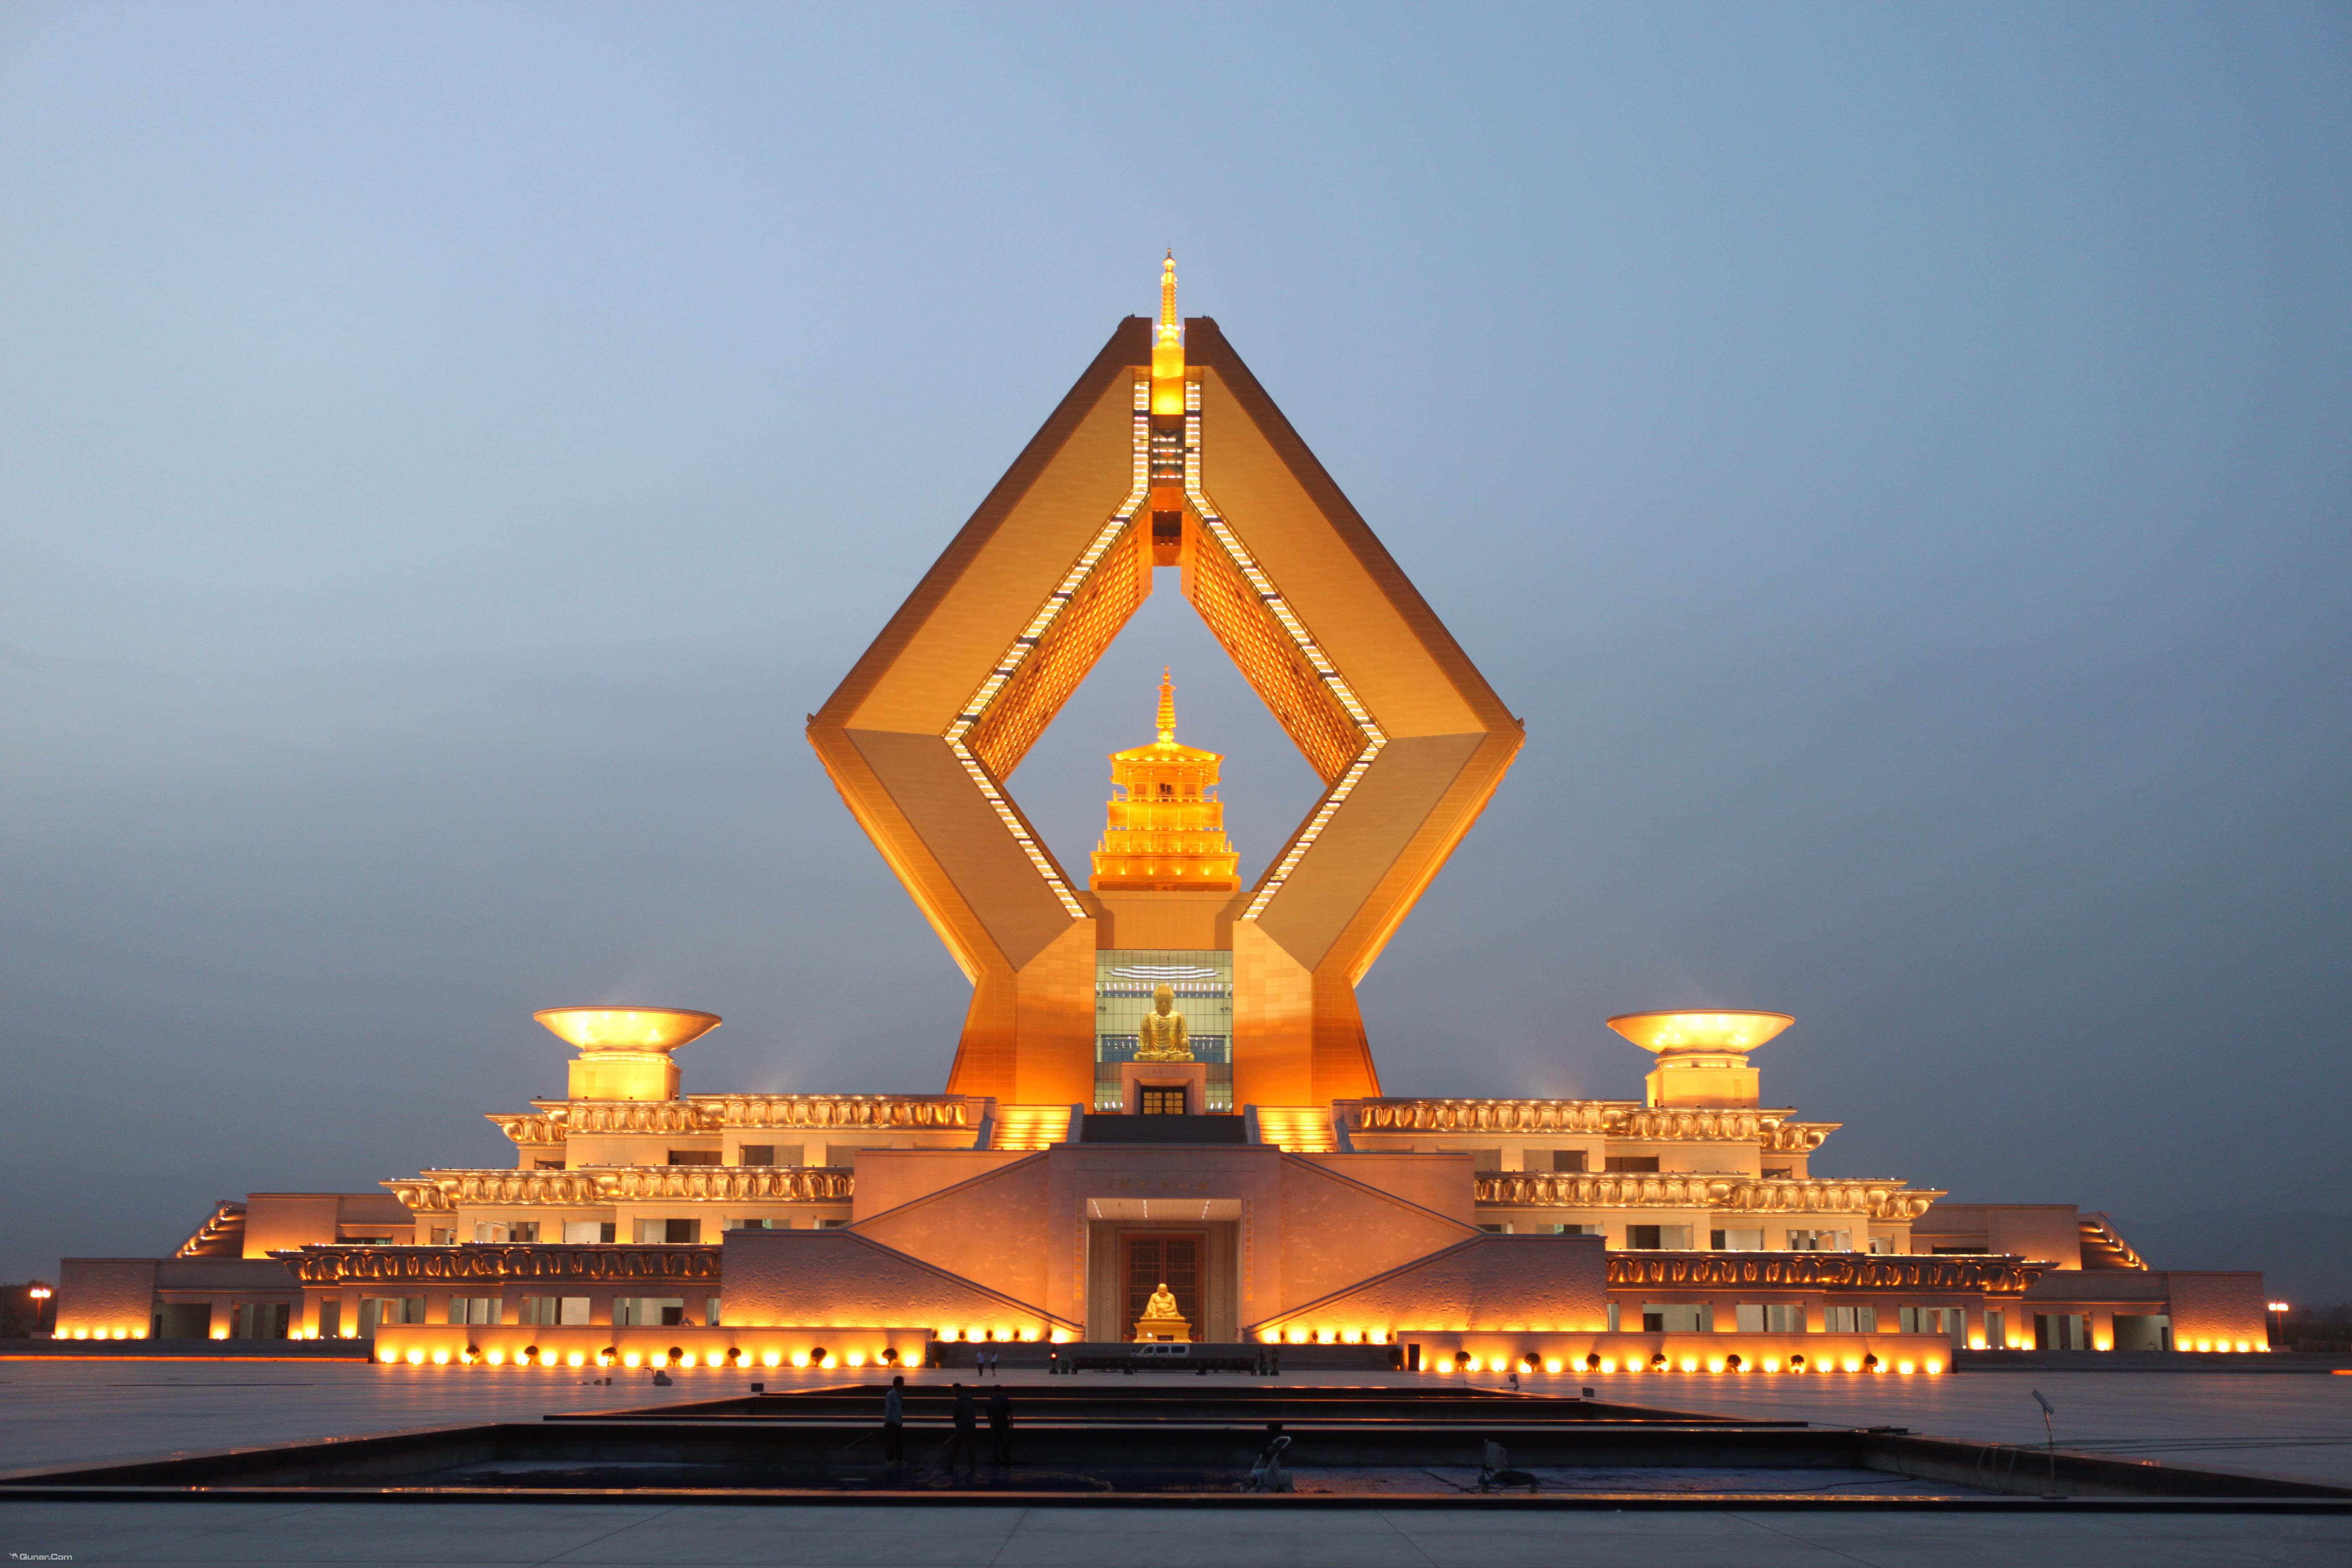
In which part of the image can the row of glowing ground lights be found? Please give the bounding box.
[1437,1352,1946,1376]
[376,1344,918,1370]
[1174,383,1387,922]
[938,385,1156,919]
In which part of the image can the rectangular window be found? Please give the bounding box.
[612,1297,687,1328]
[1733,1304,1804,1332]
[1824,1305,1878,1333]
[817,1219,850,1229]
[738,1145,776,1166]
[230,1302,290,1340]
[2033,1313,2087,1350]
[1476,1223,1510,1234]
[533,1158,565,1171]
[1548,1223,1602,1235]
[515,1297,590,1326]
[155,1302,212,1339]
[727,1217,773,1230]
[1542,1150,1588,1173]
[1625,1225,1692,1250]
[634,1218,702,1244]
[472,1221,538,1244]
[1711,1228,1765,1251]
[1639,1304,1710,1333]
[1785,1229,1852,1252]
[315,1300,340,1339]
[667,1149,721,1166]
[1604,1156,1660,1173]
[706,1296,722,1327]
[1439,1146,1502,1171]
[446,1297,499,1326]
[1762,1166,1792,1180]
[1737,1303,1804,1332]
[1606,1301,1621,1332]
[358,1297,426,1333]
[428,1227,456,1246]
[1985,1309,2006,1347]
[561,1220,610,1244]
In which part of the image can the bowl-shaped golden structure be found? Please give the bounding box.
[1605,1010,1793,1054]
[532,1007,722,1053]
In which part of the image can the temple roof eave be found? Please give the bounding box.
[1476,1173,1946,1223]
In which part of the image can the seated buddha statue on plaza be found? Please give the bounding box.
[1134,1281,1189,1343]
[1134,984,1194,1062]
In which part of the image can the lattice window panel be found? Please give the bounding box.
[1185,526,1363,785]
[967,520,1147,779]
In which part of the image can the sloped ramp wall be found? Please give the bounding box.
[720,1228,1072,1336]
[851,1151,1055,1311]
[1254,1232,1608,1336]
[1277,1153,1481,1314]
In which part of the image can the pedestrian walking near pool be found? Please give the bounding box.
[948,1382,978,1478]
[988,1382,1013,1466]
[882,1375,906,1471]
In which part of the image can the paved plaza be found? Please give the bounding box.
[1,1361,2346,1565]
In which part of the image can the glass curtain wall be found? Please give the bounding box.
[1095,949,1233,1111]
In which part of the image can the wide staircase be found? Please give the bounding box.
[174,1199,247,1259]
[993,1104,1076,1150]
[2077,1211,2147,1270]
[1253,1106,1336,1153]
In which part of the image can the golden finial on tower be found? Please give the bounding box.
[1150,250,1186,415]
[1156,666,1176,743]
[1159,252,1179,333]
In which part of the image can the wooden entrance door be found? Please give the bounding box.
[1122,1232,1203,1330]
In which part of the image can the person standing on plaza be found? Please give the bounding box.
[988,1382,1013,1467]
[882,1375,906,1473]
[949,1382,978,1479]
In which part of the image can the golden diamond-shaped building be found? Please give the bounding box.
[807,256,1524,1111]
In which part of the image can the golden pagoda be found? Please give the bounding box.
[1089,670,1240,893]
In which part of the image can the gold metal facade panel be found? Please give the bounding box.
[1190,362,1487,741]
[812,312,1521,1099]
[1088,890,1235,950]
[969,518,1147,780]
[1231,920,1314,1107]
[1327,727,1524,985]
[1253,733,1488,973]
[846,729,1074,972]
[827,334,1147,736]
[1009,921,1100,1105]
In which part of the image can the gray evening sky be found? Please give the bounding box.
[3,4,2347,1289]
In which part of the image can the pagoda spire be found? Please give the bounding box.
[1090,665,1239,894]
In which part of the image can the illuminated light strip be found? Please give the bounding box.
[937,380,1156,918]
[1179,413,1385,921]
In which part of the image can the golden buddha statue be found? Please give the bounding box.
[1135,984,1193,1062]
[1134,1280,1189,1342]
